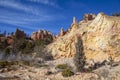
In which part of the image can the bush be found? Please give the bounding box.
[0,61,13,68]
[112,12,120,16]
[4,47,11,56]
[12,37,35,54]
[43,54,53,61]
[35,38,52,46]
[0,61,8,68]
[12,38,26,53]
[83,67,93,73]
[36,64,48,67]
[34,45,53,61]
[23,41,34,53]
[55,64,68,70]
[73,37,86,72]
[22,61,31,66]
[45,71,53,75]
[62,69,74,77]
[0,60,32,68]
[0,39,9,50]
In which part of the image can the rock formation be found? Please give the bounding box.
[0,36,14,45]
[15,28,26,38]
[7,36,14,45]
[46,12,120,63]
[31,30,54,40]
[57,28,66,37]
[68,17,78,32]
[84,14,96,21]
[73,17,78,24]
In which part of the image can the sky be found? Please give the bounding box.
[0,0,120,35]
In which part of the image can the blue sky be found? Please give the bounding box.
[0,0,120,35]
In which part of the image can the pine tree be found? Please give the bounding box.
[73,36,86,72]
[3,30,6,36]
[112,12,120,16]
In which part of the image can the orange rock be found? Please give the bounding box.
[31,30,54,41]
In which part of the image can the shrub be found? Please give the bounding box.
[0,39,9,50]
[21,61,31,66]
[0,60,32,68]
[55,64,68,70]
[62,69,74,77]
[43,54,53,61]
[35,38,52,46]
[37,64,48,67]
[112,12,120,16]
[23,41,34,53]
[34,45,53,61]
[0,61,8,68]
[0,61,13,68]
[73,37,86,72]
[4,47,11,56]
[83,67,93,73]
[0,34,5,37]
[45,71,53,75]
[12,38,27,53]
[12,37,35,54]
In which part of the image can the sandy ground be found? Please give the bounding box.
[0,58,120,80]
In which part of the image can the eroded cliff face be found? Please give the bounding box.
[46,13,120,62]
[82,13,120,62]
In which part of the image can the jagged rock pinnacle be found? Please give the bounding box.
[73,17,77,24]
[58,27,65,37]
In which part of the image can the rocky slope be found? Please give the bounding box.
[46,12,120,63]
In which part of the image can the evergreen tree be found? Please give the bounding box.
[11,32,14,36]
[3,31,6,36]
[73,36,86,72]
[112,12,120,16]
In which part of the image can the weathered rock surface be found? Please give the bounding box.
[46,12,120,62]
[7,36,14,45]
[0,36,14,45]
[31,30,54,40]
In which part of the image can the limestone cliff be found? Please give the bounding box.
[46,12,120,62]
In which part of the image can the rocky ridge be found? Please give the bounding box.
[46,13,120,63]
